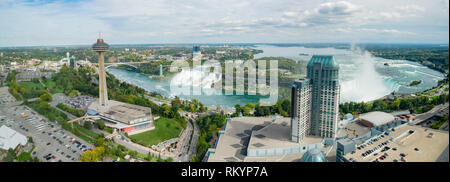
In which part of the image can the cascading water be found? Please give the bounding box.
[338,47,400,103]
[170,63,222,89]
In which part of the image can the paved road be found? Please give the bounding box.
[145,95,171,106]
[178,111,200,162]
[411,103,449,125]
[173,116,192,161]
[189,118,199,160]
[3,97,39,107]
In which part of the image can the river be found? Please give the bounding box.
[106,45,445,107]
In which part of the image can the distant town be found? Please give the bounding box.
[0,39,448,162]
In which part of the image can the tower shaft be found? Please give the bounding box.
[98,51,108,106]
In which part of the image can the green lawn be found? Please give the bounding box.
[16,146,36,162]
[43,79,64,94]
[19,81,46,98]
[129,117,183,147]
[19,81,44,91]
[16,151,33,162]
[105,127,113,134]
[73,123,102,139]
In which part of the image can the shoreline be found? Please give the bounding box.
[107,61,446,108]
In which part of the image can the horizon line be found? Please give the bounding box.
[0,42,449,48]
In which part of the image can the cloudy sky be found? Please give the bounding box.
[0,0,448,46]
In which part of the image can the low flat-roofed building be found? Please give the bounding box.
[336,138,356,162]
[15,71,53,81]
[342,124,449,162]
[340,122,372,139]
[0,125,28,152]
[207,117,324,162]
[105,104,152,125]
[88,100,154,135]
[359,111,394,127]
[358,111,404,132]
[247,118,323,157]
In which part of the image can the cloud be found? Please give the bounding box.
[317,1,360,16]
[0,0,448,46]
[359,28,416,35]
[281,1,361,27]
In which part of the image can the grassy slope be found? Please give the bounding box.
[129,117,183,147]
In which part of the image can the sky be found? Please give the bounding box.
[0,0,448,46]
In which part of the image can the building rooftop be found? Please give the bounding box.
[207,117,324,162]
[343,124,449,162]
[248,118,323,150]
[88,99,152,125]
[207,117,272,162]
[359,111,395,127]
[0,125,27,151]
[307,55,338,69]
[343,122,371,139]
[292,78,310,88]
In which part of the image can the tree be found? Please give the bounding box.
[2,149,16,162]
[192,98,199,106]
[79,146,105,162]
[95,138,105,147]
[83,121,92,130]
[199,103,205,112]
[234,104,241,115]
[281,99,290,114]
[391,99,401,110]
[189,103,195,112]
[171,96,182,110]
[129,150,138,158]
[39,92,52,102]
[28,137,33,143]
[39,101,51,111]
[162,104,171,117]
[32,156,39,162]
[68,90,80,97]
[95,120,105,130]
[147,152,154,161]
[399,99,413,110]
[80,150,99,162]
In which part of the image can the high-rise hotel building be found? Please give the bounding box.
[291,78,312,142]
[291,55,340,143]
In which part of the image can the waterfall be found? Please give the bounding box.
[339,47,398,103]
[170,64,222,89]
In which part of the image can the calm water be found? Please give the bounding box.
[107,45,445,107]
[107,68,269,107]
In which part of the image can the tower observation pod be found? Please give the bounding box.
[92,37,110,107]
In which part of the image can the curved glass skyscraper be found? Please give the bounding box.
[291,55,340,143]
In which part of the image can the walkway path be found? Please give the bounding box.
[113,135,174,160]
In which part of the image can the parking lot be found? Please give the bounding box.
[0,86,16,105]
[63,95,95,110]
[0,105,94,162]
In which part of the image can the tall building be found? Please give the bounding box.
[291,78,312,143]
[192,45,201,61]
[291,55,340,143]
[92,37,109,107]
[69,55,75,68]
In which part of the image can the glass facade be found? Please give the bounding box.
[291,55,340,141]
